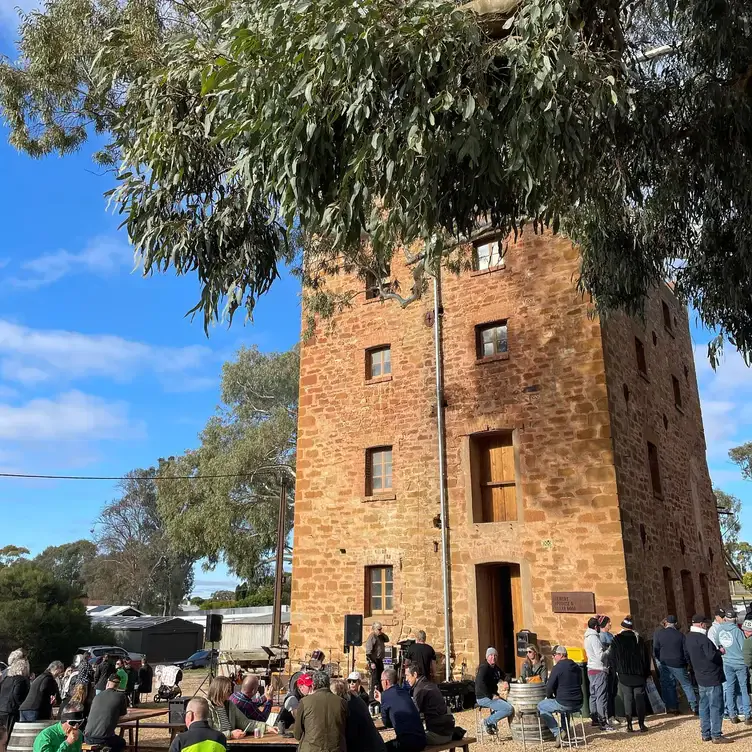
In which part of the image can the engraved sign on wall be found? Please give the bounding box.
[551,592,596,613]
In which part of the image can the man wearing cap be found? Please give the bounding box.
[708,608,727,648]
[474,647,512,736]
[715,607,751,724]
[653,615,698,715]
[537,647,584,747]
[685,614,732,743]
[278,673,313,731]
[346,672,370,704]
[365,622,390,695]
[33,704,85,752]
[609,616,651,732]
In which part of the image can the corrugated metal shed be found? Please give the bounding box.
[219,613,291,652]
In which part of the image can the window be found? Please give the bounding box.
[672,375,683,409]
[476,321,508,359]
[366,346,391,379]
[681,570,696,627]
[471,432,518,522]
[663,567,678,618]
[662,301,673,333]
[366,566,393,615]
[700,573,711,619]
[366,447,392,495]
[365,263,391,300]
[635,337,647,376]
[647,441,663,498]
[473,239,504,271]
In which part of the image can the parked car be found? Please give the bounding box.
[77,645,144,670]
[176,649,218,670]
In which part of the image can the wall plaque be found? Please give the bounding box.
[552,592,596,613]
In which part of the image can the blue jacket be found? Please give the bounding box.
[715,622,746,668]
[545,659,583,709]
[381,685,426,750]
[653,626,688,668]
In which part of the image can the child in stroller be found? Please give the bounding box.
[152,665,183,701]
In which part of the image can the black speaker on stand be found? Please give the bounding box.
[206,613,223,643]
[344,614,363,675]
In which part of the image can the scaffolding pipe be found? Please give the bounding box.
[432,270,452,682]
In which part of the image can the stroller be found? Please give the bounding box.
[152,665,183,702]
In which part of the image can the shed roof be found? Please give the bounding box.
[90,616,203,632]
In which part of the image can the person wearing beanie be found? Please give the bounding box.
[685,614,732,744]
[32,704,84,752]
[583,617,613,731]
[714,608,751,724]
[653,615,698,715]
[609,616,651,732]
[474,647,512,736]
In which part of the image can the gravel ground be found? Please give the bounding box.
[136,671,752,750]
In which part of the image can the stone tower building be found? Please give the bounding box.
[289,232,727,677]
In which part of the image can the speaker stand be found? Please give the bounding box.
[191,641,216,699]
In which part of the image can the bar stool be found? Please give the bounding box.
[561,711,588,748]
[475,704,501,744]
[516,709,545,752]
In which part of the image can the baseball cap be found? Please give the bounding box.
[665,615,678,624]
[297,673,313,689]
[554,646,568,656]
[715,607,727,617]
[742,620,752,632]
[347,671,361,681]
[692,613,707,624]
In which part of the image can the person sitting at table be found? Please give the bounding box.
[293,671,347,752]
[375,668,426,752]
[404,663,455,745]
[346,672,370,704]
[330,678,385,752]
[170,698,227,752]
[60,683,90,726]
[84,674,128,752]
[521,645,548,683]
[474,647,512,737]
[277,673,313,731]
[230,675,274,722]
[207,676,273,738]
[537,646,584,748]
[33,704,85,752]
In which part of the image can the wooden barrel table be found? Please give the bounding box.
[7,721,56,752]
[508,682,554,742]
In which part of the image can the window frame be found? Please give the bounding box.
[365,446,393,496]
[365,264,392,301]
[647,441,663,499]
[672,374,683,410]
[476,320,509,361]
[366,346,392,381]
[635,336,648,378]
[472,238,505,273]
[662,301,674,335]
[366,565,394,616]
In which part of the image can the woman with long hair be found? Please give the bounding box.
[0,658,31,733]
[520,645,548,683]
[207,676,274,738]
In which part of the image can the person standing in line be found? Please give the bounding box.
[365,622,390,695]
[138,658,153,704]
[405,631,437,681]
[0,657,31,733]
[708,608,726,648]
[653,614,698,715]
[94,655,115,697]
[584,617,613,730]
[597,615,621,727]
[19,661,64,721]
[685,614,733,744]
[715,608,751,724]
[293,670,347,752]
[609,616,651,733]
[474,647,512,737]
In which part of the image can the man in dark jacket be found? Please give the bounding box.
[169,698,227,752]
[84,675,128,752]
[474,647,512,736]
[653,615,698,714]
[609,616,651,732]
[138,659,154,704]
[537,647,584,746]
[405,664,455,745]
[293,670,347,752]
[685,614,732,744]
[94,656,116,696]
[19,661,64,721]
[376,668,426,752]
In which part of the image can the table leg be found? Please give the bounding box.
[134,720,139,752]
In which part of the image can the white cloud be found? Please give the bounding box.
[0,390,140,441]
[8,236,132,289]
[0,319,214,387]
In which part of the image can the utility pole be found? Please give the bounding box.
[271,481,287,646]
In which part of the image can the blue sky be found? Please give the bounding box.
[0,3,750,600]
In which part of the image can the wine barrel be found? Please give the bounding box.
[508,682,554,742]
[7,721,56,752]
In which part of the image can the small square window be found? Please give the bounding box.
[635,337,647,376]
[473,239,505,271]
[366,346,391,380]
[476,321,508,359]
[366,447,392,495]
[662,301,673,333]
[366,566,393,615]
[672,375,683,409]
[365,263,391,300]
[647,441,663,498]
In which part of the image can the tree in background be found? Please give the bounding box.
[716,487,752,577]
[0,546,30,566]
[34,540,97,594]
[88,469,195,614]
[2,1,752,362]
[0,559,113,671]
[198,575,292,610]
[158,346,297,582]
[209,590,236,602]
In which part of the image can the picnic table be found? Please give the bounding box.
[117,708,171,752]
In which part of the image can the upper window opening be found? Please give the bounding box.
[473,239,505,272]
[366,447,393,495]
[662,301,673,333]
[635,337,647,376]
[672,375,683,410]
[647,441,663,498]
[367,346,391,380]
[365,263,392,300]
[476,321,508,359]
[470,432,518,523]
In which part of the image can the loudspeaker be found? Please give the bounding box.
[206,613,223,643]
[344,614,363,646]
[169,697,190,724]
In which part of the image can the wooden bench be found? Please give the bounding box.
[425,737,476,752]
[120,721,186,742]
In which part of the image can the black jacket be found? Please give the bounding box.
[653,626,687,668]
[346,693,385,752]
[684,631,724,687]
[169,720,227,752]
[475,662,503,700]
[609,631,651,685]
[19,671,60,719]
[381,685,426,750]
[138,665,153,694]
[95,662,115,692]
[545,659,583,709]
[411,677,454,737]
[0,675,30,717]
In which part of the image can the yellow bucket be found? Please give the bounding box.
[565,647,586,663]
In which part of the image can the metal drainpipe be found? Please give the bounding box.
[433,269,452,682]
